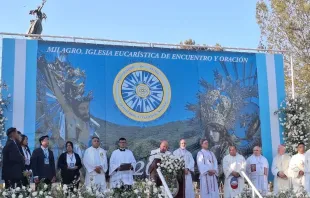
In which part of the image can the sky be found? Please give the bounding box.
[37,41,258,127]
[0,0,262,127]
[0,0,261,48]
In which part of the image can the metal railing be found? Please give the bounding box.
[240,171,263,198]
[156,168,173,198]
[0,32,290,53]
[0,31,296,97]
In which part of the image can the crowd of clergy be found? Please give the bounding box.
[2,126,310,198]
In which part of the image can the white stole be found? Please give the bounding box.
[223,153,246,198]
[271,154,291,194]
[83,146,108,190]
[289,153,305,192]
[173,148,195,198]
[304,151,310,193]
[246,155,269,195]
[109,149,136,188]
[197,149,219,198]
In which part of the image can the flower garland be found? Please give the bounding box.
[0,179,166,198]
[275,97,310,154]
[107,179,166,198]
[237,186,310,198]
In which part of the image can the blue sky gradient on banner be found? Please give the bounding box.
[38,41,257,128]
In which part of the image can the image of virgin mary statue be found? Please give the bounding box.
[27,0,47,37]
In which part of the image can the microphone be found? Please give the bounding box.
[137,150,170,161]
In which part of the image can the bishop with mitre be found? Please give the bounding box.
[271,144,291,194]
[197,138,219,198]
[222,145,246,198]
[173,139,195,198]
[109,137,136,189]
[83,136,108,192]
[289,142,305,192]
[246,146,269,196]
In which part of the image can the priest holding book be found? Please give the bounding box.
[109,138,136,189]
[246,146,269,196]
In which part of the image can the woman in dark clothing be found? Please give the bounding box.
[19,135,32,186]
[57,141,82,189]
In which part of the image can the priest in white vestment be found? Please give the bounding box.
[289,142,305,192]
[173,139,195,198]
[304,148,310,193]
[197,138,219,198]
[223,145,246,198]
[246,146,269,196]
[83,137,108,192]
[109,137,136,188]
[146,140,171,176]
[271,144,291,194]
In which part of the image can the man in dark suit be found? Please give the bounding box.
[30,135,56,187]
[2,127,25,189]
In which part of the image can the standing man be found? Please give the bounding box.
[2,127,25,189]
[146,140,171,186]
[289,142,305,192]
[246,146,269,196]
[109,138,136,189]
[146,140,171,175]
[17,131,23,144]
[222,145,246,198]
[173,139,195,198]
[83,136,108,192]
[304,147,310,193]
[31,135,56,187]
[271,144,291,194]
[197,138,219,198]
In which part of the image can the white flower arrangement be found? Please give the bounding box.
[0,178,169,198]
[104,179,165,198]
[275,97,310,154]
[0,182,53,198]
[237,185,310,198]
[158,154,185,178]
[157,154,185,195]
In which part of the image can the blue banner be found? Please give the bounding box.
[34,41,261,178]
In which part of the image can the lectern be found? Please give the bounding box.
[148,157,185,198]
[149,158,162,186]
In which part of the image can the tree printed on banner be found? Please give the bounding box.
[275,97,310,154]
[0,83,10,166]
